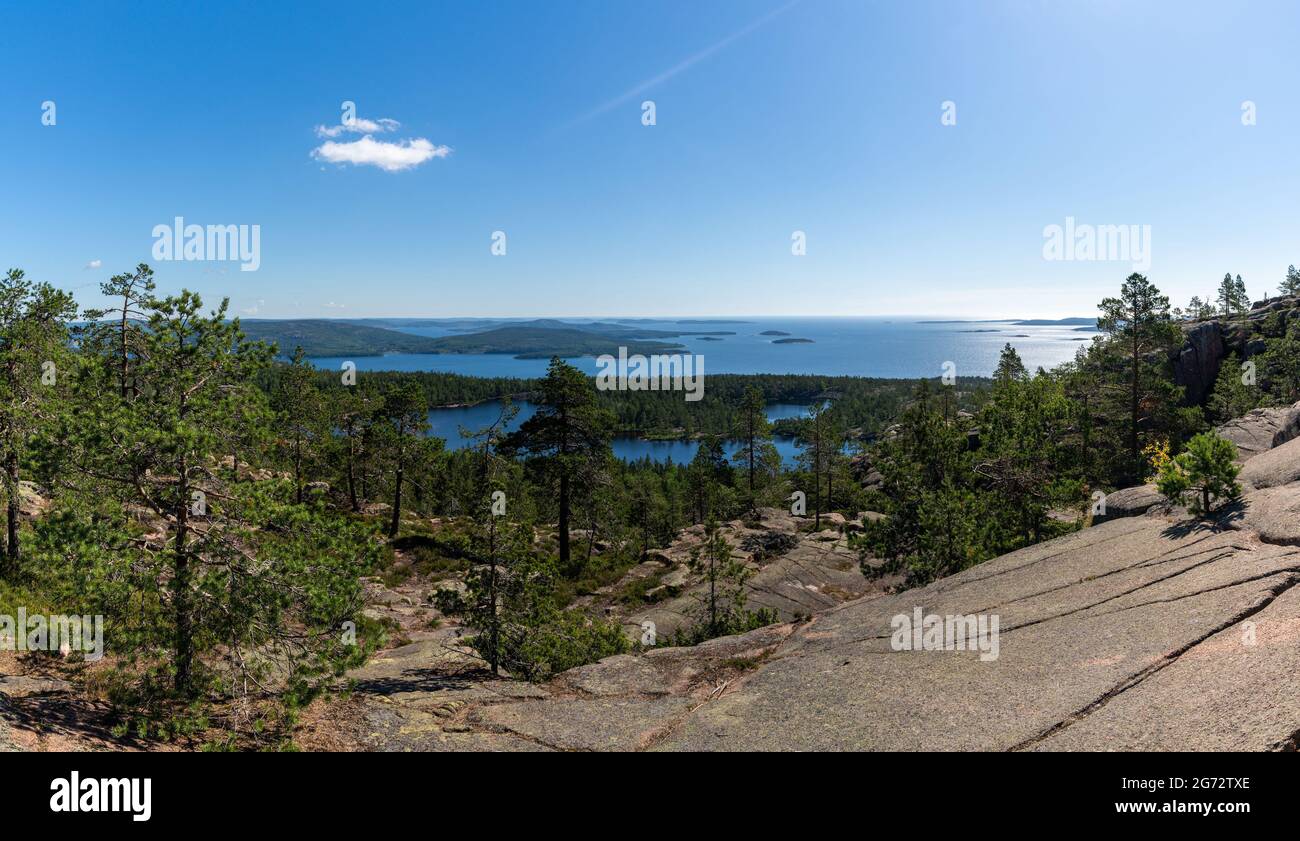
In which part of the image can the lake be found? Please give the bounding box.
[430,400,810,464]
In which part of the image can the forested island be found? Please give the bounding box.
[242,318,733,359]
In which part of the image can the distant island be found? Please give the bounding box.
[1012,317,1096,326]
[240,320,447,357]
[772,337,814,344]
[612,318,753,325]
[919,317,1096,326]
[423,325,682,358]
[760,330,792,336]
[239,318,737,359]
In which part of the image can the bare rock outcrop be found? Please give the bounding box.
[1215,401,1300,462]
[1174,320,1225,406]
[1241,436,1300,490]
[618,508,874,641]
[1094,400,1300,523]
[1172,296,1300,407]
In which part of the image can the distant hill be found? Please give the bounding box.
[240,319,690,359]
[239,320,444,356]
[1011,317,1096,326]
[919,317,1096,326]
[424,325,683,359]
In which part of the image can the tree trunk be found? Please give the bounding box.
[488,516,499,675]
[174,459,193,696]
[346,433,359,512]
[120,303,130,399]
[293,436,303,504]
[708,552,717,634]
[5,448,19,568]
[1130,333,1140,478]
[558,471,570,566]
[747,414,756,508]
[389,459,404,538]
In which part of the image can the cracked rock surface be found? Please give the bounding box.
[316,413,1300,751]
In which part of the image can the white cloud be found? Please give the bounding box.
[312,135,451,172]
[311,111,449,172]
[84,259,102,269]
[324,301,346,309]
[315,117,400,138]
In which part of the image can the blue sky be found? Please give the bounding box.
[2,0,1298,319]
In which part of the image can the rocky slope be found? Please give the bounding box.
[583,509,882,642]
[12,400,1300,752]
[316,405,1300,751]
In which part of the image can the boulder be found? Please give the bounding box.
[1214,401,1300,462]
[1094,484,1165,522]
[1230,485,1300,546]
[17,481,49,519]
[1240,435,1300,490]
[0,675,72,697]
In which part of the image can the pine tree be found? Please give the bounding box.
[978,348,1074,546]
[1156,432,1241,516]
[376,382,431,538]
[332,388,380,512]
[686,436,730,522]
[672,519,774,644]
[51,289,379,702]
[503,358,612,571]
[993,342,1028,385]
[796,401,837,528]
[1280,265,1300,297]
[1258,322,1300,403]
[1217,272,1249,316]
[1207,352,1259,423]
[81,263,155,399]
[1097,273,1184,484]
[1185,295,1216,320]
[272,347,328,504]
[731,386,779,513]
[859,382,975,582]
[0,268,77,573]
[53,289,374,696]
